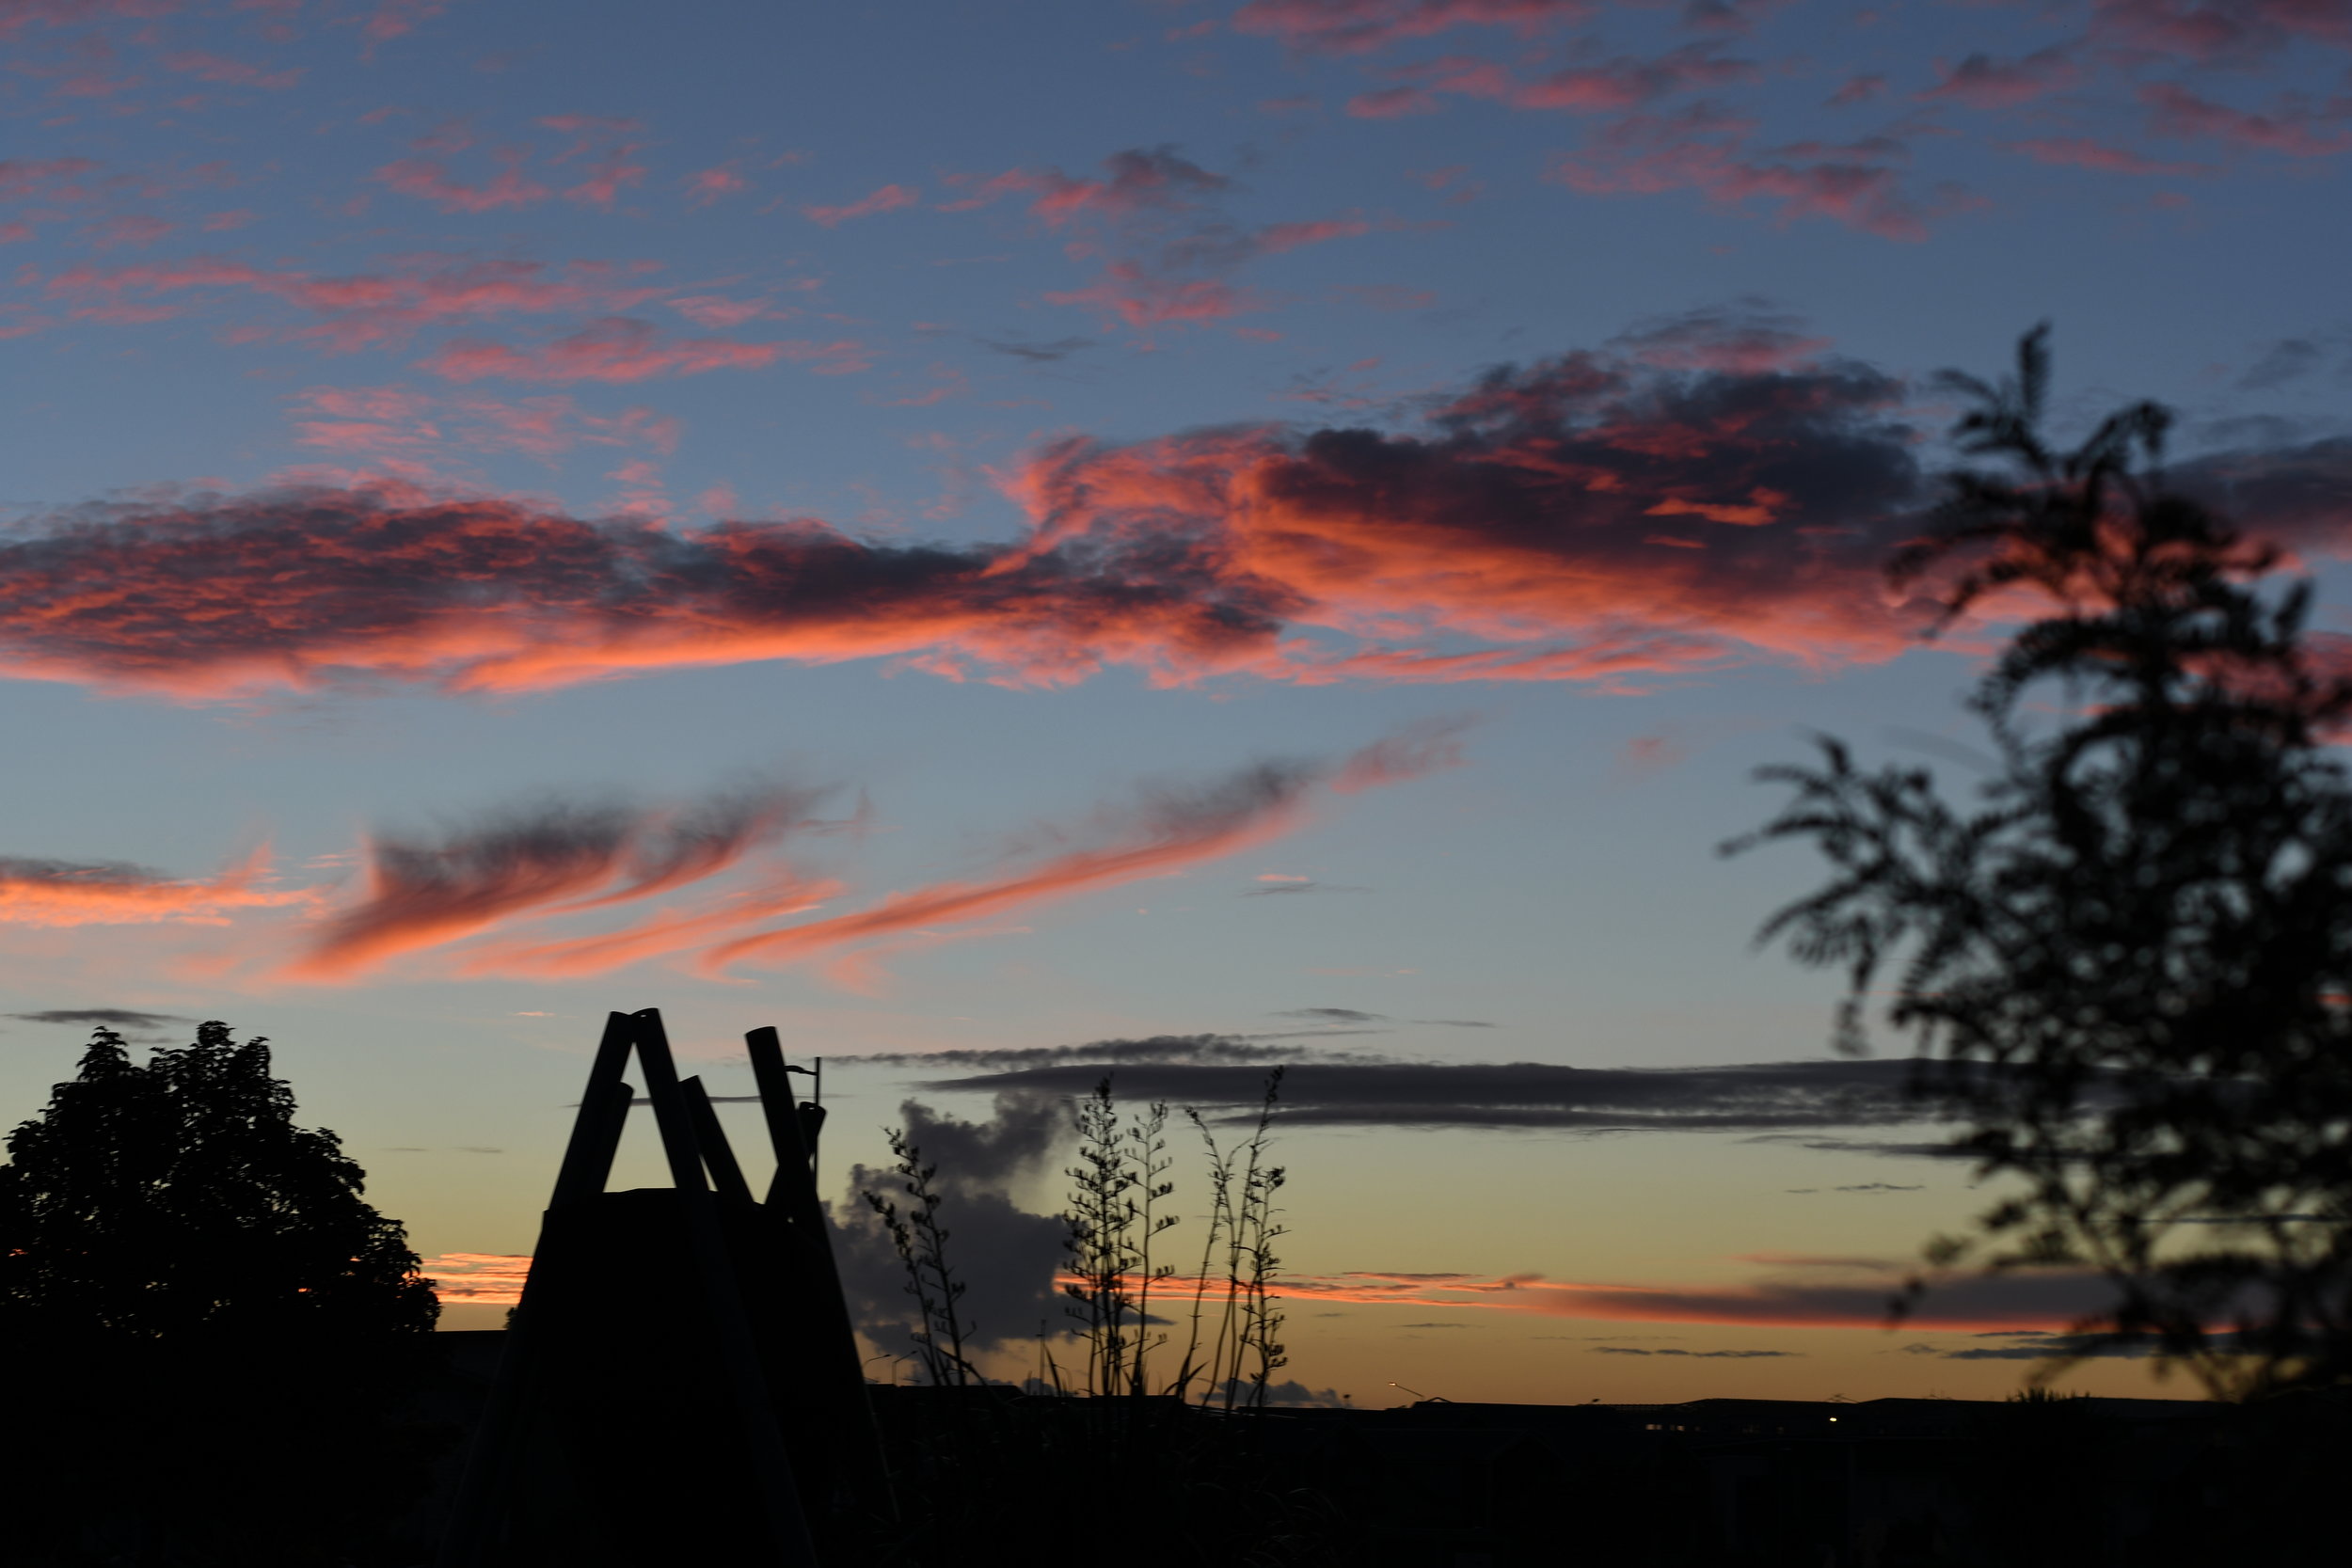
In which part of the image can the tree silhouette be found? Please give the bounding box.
[1735,329,2352,1399]
[0,1022,440,1564]
[0,1022,436,1340]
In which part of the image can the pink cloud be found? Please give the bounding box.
[1012,148,1230,227]
[161,50,301,89]
[564,147,645,209]
[72,301,180,323]
[2010,136,2212,175]
[201,208,256,230]
[958,148,1356,333]
[1826,72,1885,107]
[667,294,774,329]
[1415,44,1759,114]
[0,2,179,40]
[684,166,749,206]
[285,385,682,464]
[1231,0,1597,55]
[375,154,550,213]
[1254,217,1375,253]
[83,214,173,249]
[1045,263,1257,328]
[536,113,644,136]
[2141,82,2352,156]
[803,182,920,227]
[1553,113,1935,242]
[46,254,671,351]
[1610,299,1830,372]
[359,0,453,45]
[1917,47,2079,110]
[2090,0,2352,64]
[53,71,141,98]
[416,316,790,384]
[1347,86,1441,118]
[0,156,100,198]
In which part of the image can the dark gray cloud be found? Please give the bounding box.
[1242,879,1370,896]
[2173,436,2352,555]
[833,1034,1348,1073]
[1593,1347,1803,1358]
[7,1007,196,1030]
[832,1093,1070,1356]
[1750,1134,1973,1160]
[1267,1006,1493,1030]
[1936,1332,2159,1361]
[916,1057,1955,1133]
[1787,1181,1927,1193]
[2237,338,2325,390]
[975,335,1095,363]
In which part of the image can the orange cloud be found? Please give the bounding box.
[7,335,2345,705]
[0,847,313,927]
[1239,1260,2118,1332]
[420,1252,532,1305]
[454,875,845,979]
[287,784,823,981]
[698,727,1461,977]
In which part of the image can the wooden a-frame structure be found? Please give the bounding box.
[436,1008,885,1566]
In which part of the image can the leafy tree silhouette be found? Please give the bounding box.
[1735,329,2352,1400]
[0,1022,440,1565]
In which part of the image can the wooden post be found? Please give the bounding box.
[745,1026,896,1518]
[628,1009,819,1566]
[436,1009,830,1567]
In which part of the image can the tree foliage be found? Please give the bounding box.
[0,1021,437,1339]
[0,1022,441,1565]
[1734,329,2352,1398]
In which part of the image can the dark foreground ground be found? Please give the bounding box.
[8,1330,2344,1567]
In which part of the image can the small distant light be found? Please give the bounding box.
[1829,1417,1838,1423]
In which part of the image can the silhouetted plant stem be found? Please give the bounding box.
[1126,1098,1179,1399]
[1172,1107,1235,1402]
[863,1128,980,1388]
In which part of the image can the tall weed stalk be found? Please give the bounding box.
[1171,1069,1286,1410]
[864,1129,979,1387]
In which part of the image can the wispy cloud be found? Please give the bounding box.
[287,784,826,980]
[698,725,1464,982]
[0,849,312,928]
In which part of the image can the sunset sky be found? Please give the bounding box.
[4,0,2349,1406]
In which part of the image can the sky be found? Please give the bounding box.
[3,0,2350,1406]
